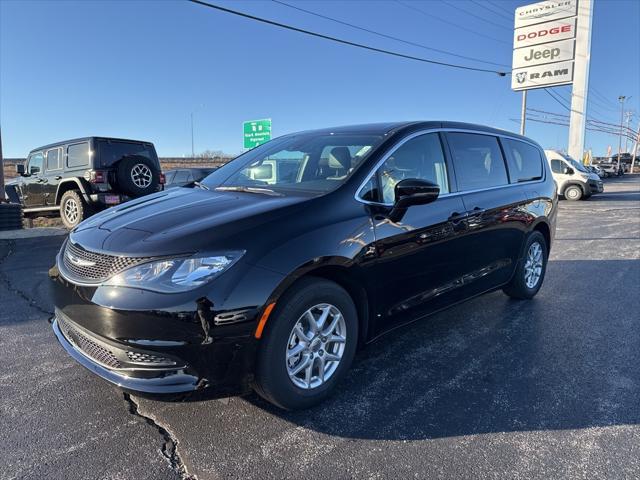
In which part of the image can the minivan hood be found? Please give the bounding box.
[71,187,311,255]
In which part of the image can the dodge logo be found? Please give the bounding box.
[516,72,527,84]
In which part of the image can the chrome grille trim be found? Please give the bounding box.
[60,240,153,284]
[58,315,122,369]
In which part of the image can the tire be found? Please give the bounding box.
[254,277,358,410]
[60,190,89,229]
[115,155,160,197]
[564,184,583,201]
[503,231,548,300]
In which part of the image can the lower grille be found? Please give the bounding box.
[126,351,175,366]
[58,316,122,369]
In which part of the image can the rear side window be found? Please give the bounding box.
[67,142,90,168]
[447,133,508,191]
[46,148,62,171]
[502,139,543,182]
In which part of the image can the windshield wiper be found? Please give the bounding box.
[215,186,283,196]
[193,181,210,190]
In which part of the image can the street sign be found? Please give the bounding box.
[513,17,576,49]
[514,0,578,28]
[243,119,272,149]
[512,38,575,69]
[511,60,574,90]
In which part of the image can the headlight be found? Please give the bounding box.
[104,252,244,293]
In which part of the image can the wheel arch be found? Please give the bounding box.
[266,260,371,347]
[55,179,90,205]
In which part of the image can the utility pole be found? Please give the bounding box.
[630,121,640,174]
[520,91,527,135]
[190,112,195,159]
[567,0,594,161]
[617,95,628,171]
[0,126,5,202]
[623,111,633,153]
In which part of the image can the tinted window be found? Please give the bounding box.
[28,152,44,174]
[98,141,157,166]
[173,171,190,183]
[361,133,449,204]
[46,148,61,171]
[550,159,565,174]
[502,139,543,182]
[67,142,91,168]
[447,133,508,191]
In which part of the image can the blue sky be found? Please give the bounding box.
[1,0,638,158]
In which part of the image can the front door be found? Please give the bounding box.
[22,152,45,208]
[362,132,470,335]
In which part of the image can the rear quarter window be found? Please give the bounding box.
[67,142,91,168]
[447,132,509,191]
[502,139,543,183]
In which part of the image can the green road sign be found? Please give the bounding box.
[243,119,272,149]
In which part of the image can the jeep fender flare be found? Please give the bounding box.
[55,179,91,205]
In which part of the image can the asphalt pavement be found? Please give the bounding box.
[1,175,639,480]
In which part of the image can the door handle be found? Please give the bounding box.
[469,207,486,215]
[448,211,466,221]
[54,176,62,180]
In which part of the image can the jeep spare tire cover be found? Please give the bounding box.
[115,155,160,197]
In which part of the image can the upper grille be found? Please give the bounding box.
[61,240,152,283]
[58,315,122,369]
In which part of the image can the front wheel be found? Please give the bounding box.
[254,278,358,410]
[503,231,548,300]
[564,184,583,201]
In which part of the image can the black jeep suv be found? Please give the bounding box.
[6,137,164,228]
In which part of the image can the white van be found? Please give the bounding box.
[544,150,604,201]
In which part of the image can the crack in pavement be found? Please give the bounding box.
[0,239,54,317]
[123,393,197,480]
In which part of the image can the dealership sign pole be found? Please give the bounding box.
[512,0,590,156]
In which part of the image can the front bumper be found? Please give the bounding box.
[52,312,201,393]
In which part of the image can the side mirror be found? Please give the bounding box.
[389,178,440,221]
[16,164,26,176]
[251,164,273,181]
[563,166,574,175]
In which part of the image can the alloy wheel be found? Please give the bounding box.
[524,241,543,289]
[131,164,152,188]
[286,303,346,389]
[64,198,79,225]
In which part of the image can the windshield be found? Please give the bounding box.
[559,153,589,173]
[202,133,382,194]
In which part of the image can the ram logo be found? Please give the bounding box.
[516,72,528,84]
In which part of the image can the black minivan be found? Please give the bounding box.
[50,122,557,410]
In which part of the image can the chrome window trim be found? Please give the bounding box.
[354,128,547,207]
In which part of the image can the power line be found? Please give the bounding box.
[441,0,512,31]
[188,0,508,75]
[394,0,511,45]
[271,0,510,68]
[469,0,514,23]
[487,0,515,16]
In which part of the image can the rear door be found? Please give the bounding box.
[43,147,63,206]
[22,152,45,207]
[444,132,527,294]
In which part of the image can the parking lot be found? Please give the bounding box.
[1,175,639,480]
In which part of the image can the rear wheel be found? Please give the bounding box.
[254,278,358,410]
[60,190,89,229]
[503,231,547,300]
[564,184,582,201]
